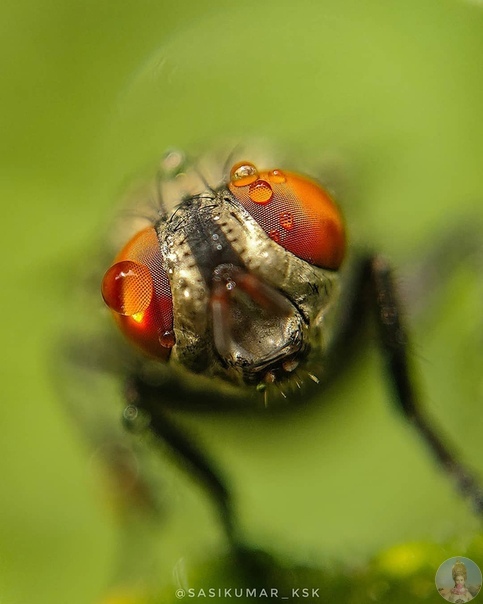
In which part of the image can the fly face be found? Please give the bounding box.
[102,155,346,392]
[96,149,483,591]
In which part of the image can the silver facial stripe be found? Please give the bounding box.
[158,187,340,385]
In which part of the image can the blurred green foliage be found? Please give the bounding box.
[1,0,483,603]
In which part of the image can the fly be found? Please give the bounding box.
[99,147,483,550]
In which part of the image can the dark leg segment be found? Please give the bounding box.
[325,251,483,514]
[370,254,483,514]
[124,375,238,544]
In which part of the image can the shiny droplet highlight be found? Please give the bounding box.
[102,260,153,316]
[279,211,294,231]
[159,330,176,349]
[248,180,273,204]
[268,169,286,184]
[230,161,259,187]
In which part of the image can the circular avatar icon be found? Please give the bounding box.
[436,557,482,602]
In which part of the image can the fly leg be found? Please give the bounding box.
[122,374,280,586]
[123,373,240,546]
[326,251,483,514]
[370,254,483,514]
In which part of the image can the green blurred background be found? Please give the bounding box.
[1,0,483,602]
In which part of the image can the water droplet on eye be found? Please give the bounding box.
[248,180,273,204]
[268,169,286,184]
[159,330,176,348]
[102,260,153,316]
[279,211,294,231]
[269,229,281,243]
[230,161,259,187]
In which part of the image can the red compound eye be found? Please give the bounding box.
[101,227,174,360]
[228,162,346,269]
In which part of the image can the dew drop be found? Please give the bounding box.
[248,180,273,204]
[122,404,150,432]
[123,404,139,421]
[279,211,294,231]
[102,261,153,316]
[230,161,259,187]
[269,229,281,243]
[268,169,286,184]
[159,330,176,349]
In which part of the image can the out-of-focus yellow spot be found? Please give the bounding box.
[377,542,427,577]
[100,592,146,604]
[132,312,144,323]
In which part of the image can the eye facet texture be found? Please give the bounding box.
[229,163,346,269]
[102,227,174,360]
